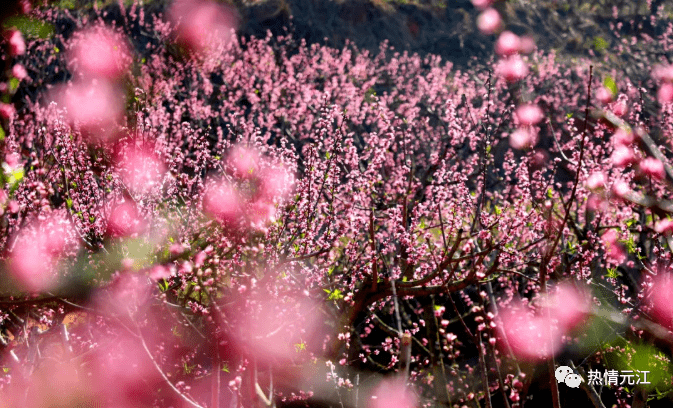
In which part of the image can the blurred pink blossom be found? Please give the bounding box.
[497,301,563,361]
[602,229,626,264]
[0,103,16,120]
[369,377,417,408]
[657,83,673,104]
[585,172,606,191]
[8,214,77,292]
[596,86,614,104]
[652,64,673,83]
[612,127,634,147]
[647,273,673,330]
[7,29,25,56]
[611,145,636,168]
[611,100,628,117]
[515,103,544,125]
[655,219,673,235]
[639,157,665,180]
[611,180,630,199]
[509,127,537,150]
[495,31,521,56]
[471,0,494,10]
[116,147,167,195]
[518,35,536,54]
[228,145,261,179]
[203,179,244,226]
[496,55,528,82]
[67,25,131,80]
[542,283,590,332]
[53,79,124,142]
[476,8,502,35]
[106,200,145,238]
[168,0,239,55]
[11,64,27,80]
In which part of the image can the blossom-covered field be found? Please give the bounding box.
[1,0,673,407]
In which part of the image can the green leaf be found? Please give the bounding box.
[0,126,5,142]
[8,78,19,93]
[603,76,618,96]
[221,364,229,373]
[593,36,609,52]
[66,198,73,208]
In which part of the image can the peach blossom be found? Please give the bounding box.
[476,8,502,35]
[495,31,521,56]
[509,127,538,150]
[67,25,131,80]
[496,55,528,82]
[168,0,239,55]
[639,157,665,180]
[515,103,544,126]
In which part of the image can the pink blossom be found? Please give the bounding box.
[596,86,614,104]
[515,103,544,125]
[228,145,261,179]
[0,103,16,119]
[611,100,628,117]
[369,378,417,408]
[67,26,131,80]
[53,80,124,142]
[8,215,77,292]
[657,83,673,104]
[602,229,626,264]
[612,127,634,147]
[115,147,166,195]
[509,127,537,150]
[471,0,494,10]
[168,0,239,55]
[652,64,673,83]
[105,201,144,238]
[518,35,536,54]
[655,219,673,234]
[611,180,630,199]
[11,64,27,80]
[496,55,528,82]
[611,145,635,168]
[258,166,294,201]
[476,8,502,35]
[647,273,673,330]
[639,157,665,180]
[497,301,563,361]
[585,172,606,191]
[7,30,25,56]
[495,31,521,56]
[542,283,590,332]
[203,179,244,226]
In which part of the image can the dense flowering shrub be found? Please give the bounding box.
[0,1,673,407]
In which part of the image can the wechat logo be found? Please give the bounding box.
[555,365,582,388]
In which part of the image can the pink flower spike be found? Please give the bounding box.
[509,127,538,150]
[496,55,528,82]
[655,219,673,235]
[11,64,27,81]
[495,31,522,56]
[657,83,673,104]
[7,30,26,56]
[639,157,665,180]
[67,26,131,80]
[515,103,544,126]
[585,172,606,191]
[476,8,502,35]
